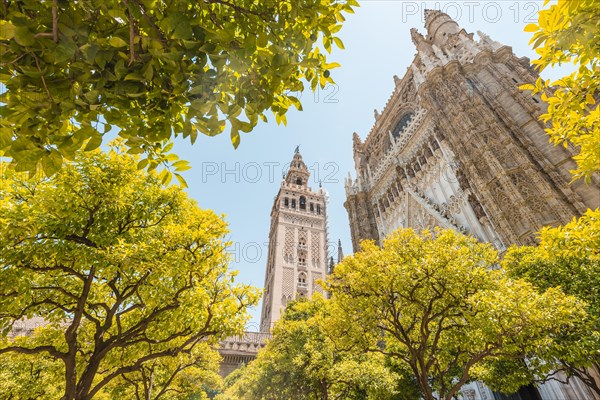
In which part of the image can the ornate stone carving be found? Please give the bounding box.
[284,226,294,261]
[463,389,476,400]
[311,231,320,263]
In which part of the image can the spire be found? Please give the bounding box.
[410,28,425,46]
[352,132,362,148]
[477,30,502,51]
[337,239,344,263]
[285,147,310,186]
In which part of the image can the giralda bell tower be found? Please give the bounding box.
[260,148,330,332]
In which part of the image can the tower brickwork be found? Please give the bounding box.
[260,150,330,332]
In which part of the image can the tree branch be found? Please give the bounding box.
[52,0,58,43]
[122,0,136,65]
[0,344,65,360]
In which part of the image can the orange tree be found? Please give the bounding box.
[0,147,259,400]
[326,228,588,400]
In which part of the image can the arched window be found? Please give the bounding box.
[291,199,296,209]
[316,204,321,215]
[296,178,302,185]
[284,197,289,207]
[298,272,307,284]
[310,203,314,212]
[299,196,306,210]
[391,112,415,139]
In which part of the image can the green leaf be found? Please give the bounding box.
[14,26,35,46]
[108,37,128,48]
[137,159,149,170]
[159,168,172,185]
[54,42,78,63]
[231,129,240,149]
[174,172,188,188]
[84,134,102,151]
[0,127,12,150]
[0,20,16,40]
[333,37,345,50]
[172,160,191,171]
[257,32,268,48]
[41,150,63,177]
[124,73,144,81]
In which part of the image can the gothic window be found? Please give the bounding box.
[466,78,475,91]
[424,147,433,158]
[316,204,321,214]
[391,111,415,139]
[284,197,289,207]
[310,203,314,212]
[291,199,296,209]
[296,178,302,185]
[300,196,306,210]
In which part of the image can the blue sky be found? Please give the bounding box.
[170,0,566,327]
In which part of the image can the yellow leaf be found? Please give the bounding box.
[524,24,538,33]
[586,94,595,105]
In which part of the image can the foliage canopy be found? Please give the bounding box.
[503,209,600,395]
[521,0,599,182]
[326,229,587,400]
[218,296,404,400]
[0,0,357,177]
[0,147,259,399]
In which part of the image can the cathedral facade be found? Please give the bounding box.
[345,10,598,254]
[344,10,599,400]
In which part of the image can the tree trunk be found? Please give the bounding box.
[417,373,436,400]
[62,356,77,400]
